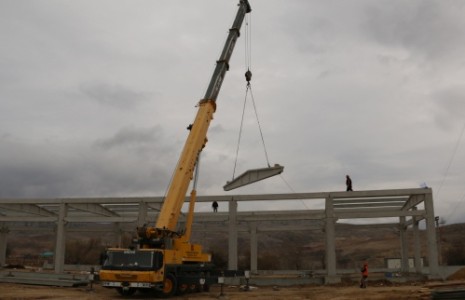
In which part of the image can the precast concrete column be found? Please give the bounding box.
[424,193,439,278]
[250,222,258,273]
[0,224,9,266]
[54,203,67,274]
[113,223,123,248]
[137,201,148,227]
[324,196,339,284]
[399,216,409,273]
[228,198,238,270]
[412,215,422,273]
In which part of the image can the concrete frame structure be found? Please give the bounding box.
[0,188,439,282]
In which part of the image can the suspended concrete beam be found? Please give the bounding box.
[223,164,284,191]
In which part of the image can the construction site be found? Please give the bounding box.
[2,0,465,299]
[1,189,465,299]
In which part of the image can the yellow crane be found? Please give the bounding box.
[99,0,251,297]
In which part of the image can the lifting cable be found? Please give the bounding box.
[232,13,271,180]
[440,120,465,222]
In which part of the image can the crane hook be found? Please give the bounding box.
[245,69,252,84]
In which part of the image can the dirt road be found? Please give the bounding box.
[0,282,433,300]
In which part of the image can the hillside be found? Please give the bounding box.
[4,221,465,270]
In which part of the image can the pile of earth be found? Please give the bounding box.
[447,267,465,280]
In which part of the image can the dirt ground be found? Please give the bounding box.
[0,281,441,300]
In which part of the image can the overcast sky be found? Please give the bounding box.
[1,1,465,224]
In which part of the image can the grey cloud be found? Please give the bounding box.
[0,137,174,198]
[433,86,465,130]
[80,82,149,109]
[2,1,465,223]
[362,1,465,60]
[94,125,165,150]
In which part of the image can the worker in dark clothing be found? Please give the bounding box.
[346,175,353,191]
[212,201,218,212]
[360,262,368,288]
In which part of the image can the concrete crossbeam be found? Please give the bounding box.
[402,194,425,211]
[333,197,408,204]
[335,209,425,219]
[0,188,432,205]
[68,203,119,217]
[333,202,405,209]
[0,204,56,217]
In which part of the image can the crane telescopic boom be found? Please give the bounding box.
[148,0,251,237]
[100,1,252,296]
[99,0,251,297]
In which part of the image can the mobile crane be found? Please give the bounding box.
[99,0,252,297]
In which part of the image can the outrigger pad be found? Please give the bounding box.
[223,164,284,191]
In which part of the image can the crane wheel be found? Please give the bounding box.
[177,283,189,295]
[162,274,177,297]
[116,287,136,296]
[188,283,197,293]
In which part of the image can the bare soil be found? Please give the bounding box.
[0,282,437,300]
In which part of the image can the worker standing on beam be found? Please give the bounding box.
[212,201,218,212]
[346,175,353,191]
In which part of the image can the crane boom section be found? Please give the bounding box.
[203,0,251,101]
[154,0,251,234]
[155,100,215,231]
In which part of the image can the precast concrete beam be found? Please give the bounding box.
[0,204,56,217]
[0,188,432,205]
[334,202,405,209]
[65,216,137,223]
[329,188,432,199]
[405,215,425,227]
[223,164,284,191]
[333,197,408,204]
[0,216,56,222]
[402,194,426,211]
[335,209,425,219]
[68,203,119,217]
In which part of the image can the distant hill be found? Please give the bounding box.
[5,221,465,269]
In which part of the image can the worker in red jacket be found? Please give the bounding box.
[360,262,368,288]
